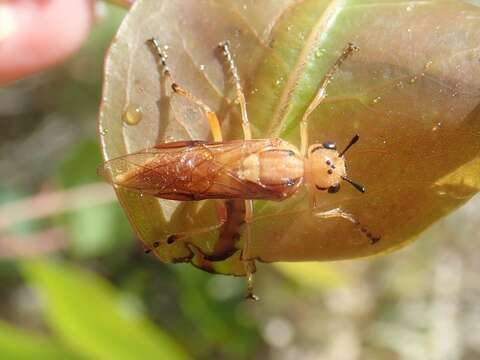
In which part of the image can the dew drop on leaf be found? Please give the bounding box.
[122,104,143,126]
[432,122,442,131]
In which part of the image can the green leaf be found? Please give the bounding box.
[174,266,259,358]
[65,202,132,257]
[99,0,480,271]
[22,260,191,360]
[0,320,79,360]
[55,140,102,188]
[54,140,132,257]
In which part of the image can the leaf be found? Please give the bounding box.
[22,260,191,360]
[56,140,102,187]
[54,140,133,257]
[99,0,480,268]
[64,202,132,257]
[173,266,259,358]
[0,320,79,360]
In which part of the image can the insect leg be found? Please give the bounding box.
[218,41,258,298]
[243,200,258,300]
[299,43,359,156]
[219,41,252,140]
[170,84,223,142]
[164,220,227,246]
[146,201,228,253]
[314,207,381,244]
[149,38,223,142]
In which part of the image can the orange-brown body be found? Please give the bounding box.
[99,38,371,295]
[102,138,305,201]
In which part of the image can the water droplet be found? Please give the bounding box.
[199,64,205,71]
[425,60,433,70]
[163,45,169,50]
[287,25,293,32]
[100,128,109,136]
[406,5,413,11]
[407,28,412,33]
[408,76,418,84]
[395,81,404,89]
[275,77,284,86]
[432,122,442,131]
[250,88,259,95]
[122,104,143,125]
[372,96,382,104]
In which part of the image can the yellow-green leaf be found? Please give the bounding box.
[99,0,480,271]
[22,260,191,360]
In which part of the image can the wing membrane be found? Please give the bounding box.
[99,139,281,199]
[99,147,187,190]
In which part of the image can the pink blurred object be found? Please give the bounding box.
[0,0,94,85]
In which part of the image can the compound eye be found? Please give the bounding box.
[328,184,341,193]
[323,141,336,150]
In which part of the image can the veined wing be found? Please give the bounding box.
[99,139,284,200]
[99,141,208,195]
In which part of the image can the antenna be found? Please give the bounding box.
[341,176,365,193]
[339,134,360,157]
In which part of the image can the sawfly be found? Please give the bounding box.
[100,39,379,299]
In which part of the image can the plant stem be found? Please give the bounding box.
[0,183,116,231]
[0,227,68,259]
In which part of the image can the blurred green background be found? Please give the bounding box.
[1,2,480,360]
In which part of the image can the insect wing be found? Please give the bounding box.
[99,141,246,198]
[99,147,180,193]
